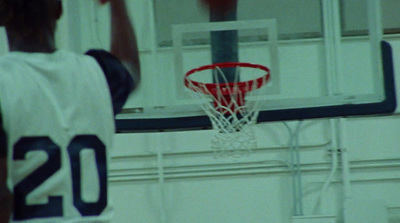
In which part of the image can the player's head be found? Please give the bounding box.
[0,0,62,39]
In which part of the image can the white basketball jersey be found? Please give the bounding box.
[0,50,117,223]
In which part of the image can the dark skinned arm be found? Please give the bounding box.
[0,157,12,223]
[101,0,141,87]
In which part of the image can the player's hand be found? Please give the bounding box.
[200,0,238,12]
[99,0,127,6]
[99,0,118,5]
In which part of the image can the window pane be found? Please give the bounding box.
[340,0,400,36]
[154,0,323,47]
[382,0,400,34]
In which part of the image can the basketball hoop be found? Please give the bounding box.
[184,62,270,157]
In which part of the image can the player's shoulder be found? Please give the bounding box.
[0,53,21,66]
[0,53,27,76]
[84,49,130,79]
[53,50,107,74]
[56,50,97,64]
[85,49,122,66]
[0,50,88,65]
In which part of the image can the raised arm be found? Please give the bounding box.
[100,0,141,85]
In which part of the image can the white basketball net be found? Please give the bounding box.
[184,63,270,157]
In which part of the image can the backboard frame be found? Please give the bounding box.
[116,41,396,132]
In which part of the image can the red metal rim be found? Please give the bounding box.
[184,62,271,96]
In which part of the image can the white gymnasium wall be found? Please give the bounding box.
[0,1,399,223]
[108,116,400,223]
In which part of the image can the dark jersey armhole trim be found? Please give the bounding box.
[0,117,7,158]
[85,49,134,116]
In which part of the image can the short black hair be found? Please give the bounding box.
[0,0,59,37]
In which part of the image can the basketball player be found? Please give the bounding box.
[0,0,140,222]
